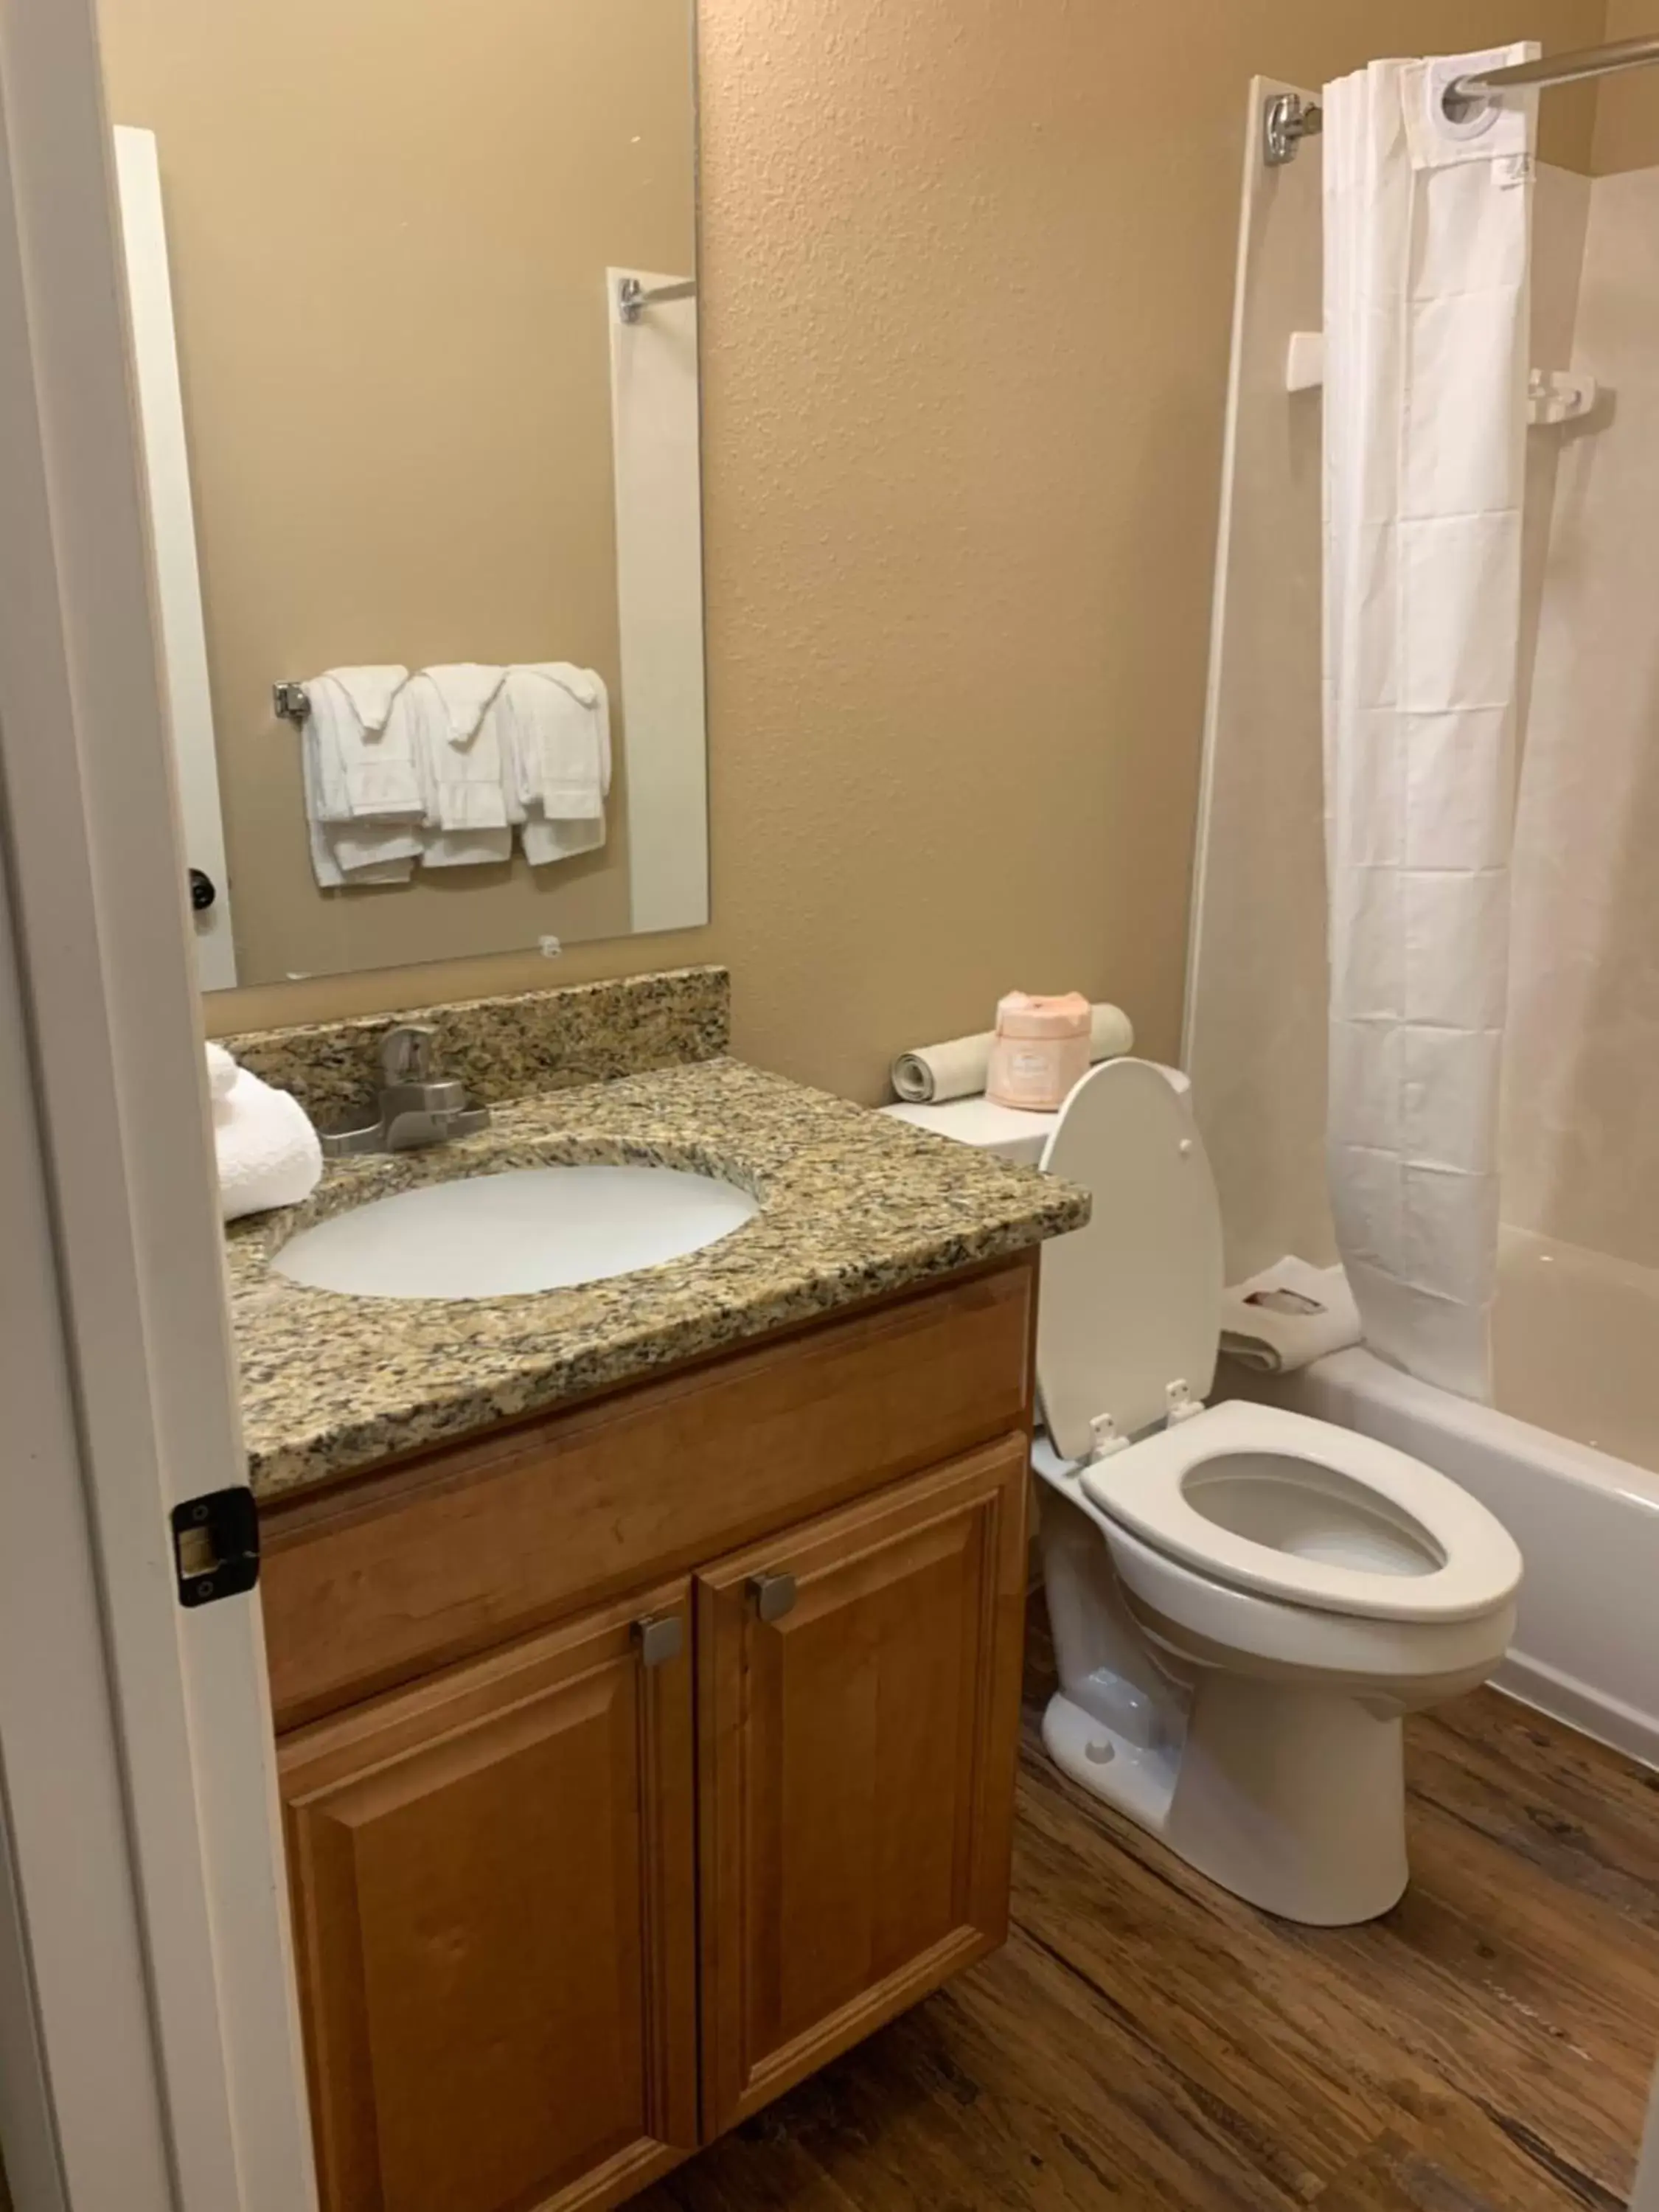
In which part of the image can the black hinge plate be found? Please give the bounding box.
[171,1486,260,1607]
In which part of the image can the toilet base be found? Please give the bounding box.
[1043,1691,1181,1835]
[1168,1672,1408,1924]
[1047,1672,1409,1926]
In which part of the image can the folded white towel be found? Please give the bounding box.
[307,667,422,820]
[302,750,421,888]
[300,665,422,888]
[324,664,408,737]
[498,664,610,866]
[1219,1257,1362,1374]
[891,1004,1135,1105]
[303,819,420,890]
[212,1063,322,1221]
[406,666,513,866]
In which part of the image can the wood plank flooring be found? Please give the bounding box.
[640,1604,1659,2212]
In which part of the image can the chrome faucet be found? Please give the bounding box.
[319,1025,492,1156]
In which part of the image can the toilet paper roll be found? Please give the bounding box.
[891,1003,1134,1105]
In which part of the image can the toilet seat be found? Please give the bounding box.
[1078,1399,1521,1625]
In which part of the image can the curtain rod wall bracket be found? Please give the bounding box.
[1264,91,1323,167]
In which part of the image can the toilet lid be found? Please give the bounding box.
[1037,1059,1223,1461]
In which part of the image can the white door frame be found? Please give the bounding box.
[0,0,313,2206]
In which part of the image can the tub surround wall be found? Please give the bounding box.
[1185,82,1332,1286]
[222,964,729,1122]
[1506,161,1659,1272]
[1593,0,1659,173]
[1518,167,1595,745]
[196,0,1609,1102]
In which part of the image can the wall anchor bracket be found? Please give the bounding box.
[1264,90,1324,167]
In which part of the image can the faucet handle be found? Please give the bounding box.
[380,1023,438,1086]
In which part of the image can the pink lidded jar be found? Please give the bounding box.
[986,992,1091,1111]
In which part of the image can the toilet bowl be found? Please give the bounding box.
[1024,1059,1522,1926]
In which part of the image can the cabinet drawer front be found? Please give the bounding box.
[280,1585,698,2212]
[695,1436,1029,2135]
[262,1259,1033,1730]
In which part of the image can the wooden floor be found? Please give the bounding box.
[641,1604,1659,2212]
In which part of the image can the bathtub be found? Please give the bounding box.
[1229,1226,1659,1769]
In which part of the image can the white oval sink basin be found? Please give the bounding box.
[271,1164,760,1300]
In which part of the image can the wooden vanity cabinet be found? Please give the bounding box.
[695,1435,1029,2135]
[263,1257,1036,2212]
[279,1584,699,2212]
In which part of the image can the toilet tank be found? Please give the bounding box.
[881,1065,1192,1166]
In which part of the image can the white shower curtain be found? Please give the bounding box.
[1321,52,1534,1402]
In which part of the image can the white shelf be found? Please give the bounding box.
[1286,331,1600,425]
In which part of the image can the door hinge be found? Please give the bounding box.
[170,1486,260,1607]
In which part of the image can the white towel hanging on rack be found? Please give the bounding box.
[300,665,422,888]
[406,665,513,866]
[498,664,611,866]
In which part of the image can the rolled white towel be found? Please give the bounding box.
[891,1004,1134,1105]
[204,1040,239,1108]
[1219,1257,1361,1374]
[214,1066,322,1222]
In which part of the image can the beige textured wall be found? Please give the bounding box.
[197,0,1610,1100]
[100,0,695,984]
[1593,0,1659,171]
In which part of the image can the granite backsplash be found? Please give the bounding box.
[220,965,729,1122]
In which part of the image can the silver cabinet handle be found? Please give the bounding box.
[634,1614,683,1668]
[748,1571,797,1623]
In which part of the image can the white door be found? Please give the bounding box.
[0,1,310,2206]
[113,125,239,991]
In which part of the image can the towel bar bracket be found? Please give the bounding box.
[616,273,698,324]
[273,680,310,724]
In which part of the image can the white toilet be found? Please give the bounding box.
[1024,1059,1523,1926]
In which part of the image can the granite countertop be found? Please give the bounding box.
[229,1057,1090,1501]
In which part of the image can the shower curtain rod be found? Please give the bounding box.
[1264,30,1659,164]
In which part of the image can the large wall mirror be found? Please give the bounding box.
[97,0,705,992]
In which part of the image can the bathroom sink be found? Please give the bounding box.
[271,1163,760,1300]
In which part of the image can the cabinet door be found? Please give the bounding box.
[279,1582,698,2212]
[696,1434,1029,2134]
